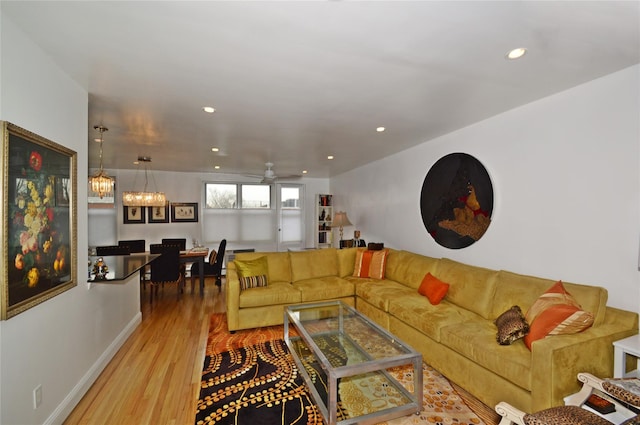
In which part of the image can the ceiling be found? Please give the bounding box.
[2,1,639,179]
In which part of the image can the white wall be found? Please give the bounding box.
[331,65,640,313]
[0,14,142,425]
[89,170,329,251]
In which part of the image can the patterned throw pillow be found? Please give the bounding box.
[353,248,389,279]
[235,256,269,290]
[418,273,449,305]
[523,281,594,350]
[523,405,611,425]
[494,306,529,345]
[239,274,268,290]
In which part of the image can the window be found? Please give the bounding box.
[281,187,300,209]
[203,182,275,244]
[202,182,305,249]
[205,183,271,209]
[241,185,270,208]
[205,183,236,208]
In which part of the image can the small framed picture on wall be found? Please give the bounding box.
[148,203,169,223]
[171,202,198,223]
[123,205,145,224]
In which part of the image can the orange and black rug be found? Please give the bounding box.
[195,314,485,425]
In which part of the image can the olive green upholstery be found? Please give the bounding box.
[225,247,638,414]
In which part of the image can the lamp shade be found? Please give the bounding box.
[333,211,352,227]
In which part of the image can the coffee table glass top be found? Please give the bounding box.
[284,301,422,425]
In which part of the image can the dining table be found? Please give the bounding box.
[179,248,209,295]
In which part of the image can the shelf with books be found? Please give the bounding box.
[315,194,333,248]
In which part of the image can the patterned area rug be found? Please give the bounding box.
[195,314,485,425]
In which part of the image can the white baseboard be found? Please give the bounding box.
[44,312,142,425]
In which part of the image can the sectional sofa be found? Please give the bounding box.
[225,247,638,413]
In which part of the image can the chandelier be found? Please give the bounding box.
[88,125,114,199]
[122,156,166,207]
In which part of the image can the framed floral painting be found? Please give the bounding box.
[1,121,77,319]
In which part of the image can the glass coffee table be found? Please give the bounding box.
[284,301,423,425]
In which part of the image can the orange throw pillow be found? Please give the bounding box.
[523,281,594,350]
[353,248,389,279]
[418,273,449,305]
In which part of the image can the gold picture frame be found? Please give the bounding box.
[1,121,77,319]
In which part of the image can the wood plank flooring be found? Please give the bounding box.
[64,278,498,425]
[64,278,225,425]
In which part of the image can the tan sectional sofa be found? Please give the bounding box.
[225,247,638,413]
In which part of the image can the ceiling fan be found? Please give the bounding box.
[246,162,302,183]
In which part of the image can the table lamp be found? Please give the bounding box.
[333,211,353,242]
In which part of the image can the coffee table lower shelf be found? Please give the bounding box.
[287,335,421,425]
[284,301,422,425]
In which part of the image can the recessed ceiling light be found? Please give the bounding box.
[302,170,308,174]
[505,47,527,60]
[376,127,385,132]
[133,161,139,165]
[327,155,334,160]
[211,147,219,152]
[202,106,215,113]
[214,165,220,169]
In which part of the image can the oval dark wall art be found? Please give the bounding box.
[420,153,493,249]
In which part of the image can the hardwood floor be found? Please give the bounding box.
[64,277,498,425]
[64,278,225,425]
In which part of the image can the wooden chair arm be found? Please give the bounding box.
[495,401,527,425]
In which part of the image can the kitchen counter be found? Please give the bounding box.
[87,253,159,283]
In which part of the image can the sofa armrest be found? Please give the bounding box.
[225,262,241,331]
[530,308,638,411]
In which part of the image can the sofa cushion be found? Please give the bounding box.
[234,251,292,284]
[418,273,449,305]
[355,279,415,312]
[440,320,532,391]
[388,294,479,342]
[495,305,529,345]
[292,276,355,302]
[523,281,594,350]
[238,281,301,308]
[435,258,498,320]
[384,251,440,290]
[353,248,389,279]
[492,270,608,326]
[337,247,359,277]
[289,249,339,282]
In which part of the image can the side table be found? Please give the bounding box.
[614,334,640,378]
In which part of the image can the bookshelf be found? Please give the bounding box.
[316,194,333,248]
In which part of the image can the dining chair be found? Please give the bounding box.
[149,243,183,303]
[161,238,186,250]
[190,239,226,291]
[162,238,187,277]
[96,245,131,256]
[119,239,148,288]
[118,239,146,253]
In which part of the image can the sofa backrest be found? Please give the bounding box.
[435,258,499,320]
[491,270,608,326]
[233,251,292,283]
[336,247,359,277]
[385,250,439,290]
[289,248,339,282]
